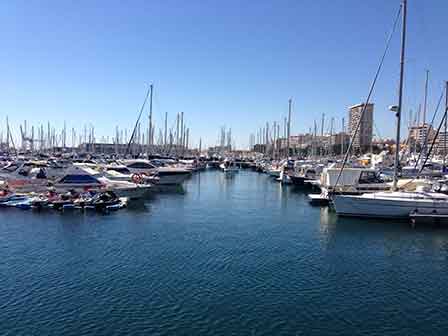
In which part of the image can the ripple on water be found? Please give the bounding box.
[2,171,448,335]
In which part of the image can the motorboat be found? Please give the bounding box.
[319,168,390,195]
[124,160,191,185]
[289,164,321,186]
[0,161,49,192]
[220,159,239,175]
[53,166,151,200]
[276,160,295,184]
[267,165,282,178]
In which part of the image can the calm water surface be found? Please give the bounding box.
[2,170,448,335]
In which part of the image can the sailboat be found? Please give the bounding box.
[333,0,448,219]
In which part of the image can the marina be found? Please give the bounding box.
[3,0,448,334]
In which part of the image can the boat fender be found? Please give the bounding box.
[132,173,143,184]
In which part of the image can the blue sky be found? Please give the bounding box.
[1,0,447,149]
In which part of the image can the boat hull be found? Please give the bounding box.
[156,171,190,185]
[333,194,448,218]
[111,186,152,199]
[289,175,311,186]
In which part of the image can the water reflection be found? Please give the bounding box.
[318,204,448,256]
[5,170,448,336]
[153,184,185,195]
[126,199,150,213]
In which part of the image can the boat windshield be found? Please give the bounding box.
[107,167,131,174]
[59,174,100,184]
[359,171,383,184]
[127,162,156,169]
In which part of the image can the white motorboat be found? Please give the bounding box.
[0,162,48,192]
[267,166,281,178]
[53,166,152,200]
[277,169,292,184]
[319,168,390,195]
[220,159,239,175]
[290,166,319,186]
[124,160,190,185]
[99,164,157,184]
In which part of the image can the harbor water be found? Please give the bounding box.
[2,170,448,335]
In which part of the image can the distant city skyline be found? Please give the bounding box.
[1,0,447,149]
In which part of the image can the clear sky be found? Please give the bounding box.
[1,0,447,149]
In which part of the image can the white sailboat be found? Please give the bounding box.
[333,0,448,219]
[334,188,448,218]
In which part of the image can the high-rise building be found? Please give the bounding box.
[348,103,373,152]
[408,123,432,148]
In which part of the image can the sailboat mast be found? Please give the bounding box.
[444,81,448,170]
[423,70,429,126]
[164,112,168,148]
[148,84,153,154]
[6,117,10,152]
[287,98,291,158]
[393,0,407,191]
[341,118,345,156]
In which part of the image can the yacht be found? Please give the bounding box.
[333,188,448,218]
[266,163,282,178]
[124,160,190,185]
[99,164,157,184]
[290,164,321,186]
[53,166,152,200]
[319,168,390,195]
[0,161,48,192]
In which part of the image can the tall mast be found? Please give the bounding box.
[63,121,66,150]
[176,113,180,146]
[47,122,50,151]
[423,70,429,126]
[6,117,9,151]
[329,117,334,156]
[273,121,277,159]
[148,84,154,153]
[284,117,287,138]
[164,112,168,148]
[320,112,325,156]
[341,117,345,156]
[393,0,407,191]
[287,98,292,157]
[180,112,184,149]
[444,81,448,171]
[266,122,269,148]
[313,120,317,159]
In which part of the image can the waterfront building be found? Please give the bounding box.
[408,123,432,149]
[276,134,314,150]
[434,130,448,155]
[348,103,373,153]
